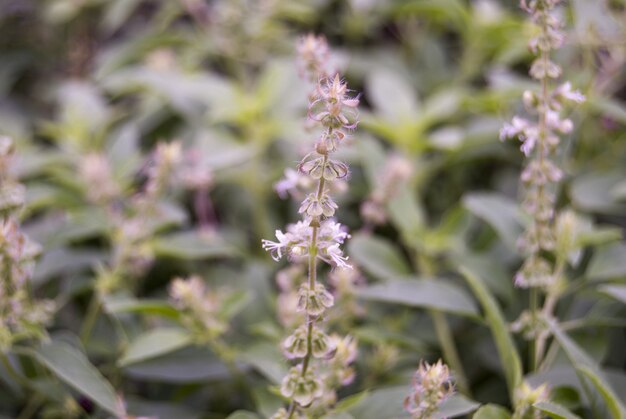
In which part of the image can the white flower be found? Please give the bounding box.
[319,220,350,243]
[262,230,291,261]
[519,126,539,157]
[274,168,312,199]
[556,82,585,104]
[545,110,572,134]
[500,116,530,141]
[324,243,352,269]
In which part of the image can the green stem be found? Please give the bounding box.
[0,353,30,389]
[80,293,101,345]
[416,252,471,396]
[17,394,44,419]
[431,310,470,395]
[529,287,539,371]
[529,20,551,373]
[287,152,328,419]
[535,260,565,370]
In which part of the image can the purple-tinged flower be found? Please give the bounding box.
[324,243,352,269]
[554,82,585,104]
[309,74,360,130]
[261,230,292,261]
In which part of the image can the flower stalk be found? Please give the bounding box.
[263,35,359,419]
[500,0,585,373]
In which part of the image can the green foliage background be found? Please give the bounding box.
[0,0,625,418]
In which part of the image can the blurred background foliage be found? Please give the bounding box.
[0,0,625,418]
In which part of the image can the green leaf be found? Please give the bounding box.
[334,391,371,412]
[472,404,511,419]
[151,231,238,260]
[367,69,420,121]
[577,366,626,419]
[548,322,626,418]
[124,397,199,419]
[237,343,287,385]
[575,227,623,248]
[463,193,524,252]
[347,387,476,419]
[533,401,581,419]
[527,366,626,407]
[587,243,626,281]
[225,411,260,419]
[588,96,626,125]
[347,386,406,419]
[31,341,122,416]
[119,328,192,366]
[570,172,626,215]
[102,295,180,319]
[436,394,480,418]
[357,277,479,317]
[348,234,411,280]
[453,251,513,302]
[598,284,626,304]
[33,247,105,286]
[123,346,231,383]
[459,266,523,399]
[388,185,426,241]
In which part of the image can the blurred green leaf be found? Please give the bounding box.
[472,404,511,419]
[463,193,524,252]
[548,322,626,418]
[120,328,192,366]
[436,394,480,418]
[453,251,513,302]
[237,343,286,385]
[31,341,122,417]
[151,231,238,260]
[357,277,478,317]
[459,266,522,399]
[587,243,626,281]
[367,69,420,121]
[533,401,581,419]
[571,172,626,215]
[576,227,623,248]
[33,247,105,286]
[388,185,426,242]
[125,397,200,419]
[349,233,411,280]
[123,346,231,383]
[102,295,180,319]
[347,386,406,419]
[226,412,260,419]
[598,284,626,304]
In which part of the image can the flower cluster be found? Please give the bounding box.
[81,141,184,291]
[262,219,351,269]
[500,0,585,289]
[169,275,227,343]
[404,360,455,419]
[264,36,359,418]
[79,153,120,205]
[513,381,550,419]
[0,137,54,351]
[296,34,330,82]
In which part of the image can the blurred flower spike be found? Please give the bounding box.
[404,360,455,419]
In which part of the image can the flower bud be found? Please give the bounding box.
[283,325,308,359]
[404,360,454,419]
[514,381,550,419]
[280,366,324,407]
[311,327,335,358]
[514,256,554,289]
[297,283,334,316]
